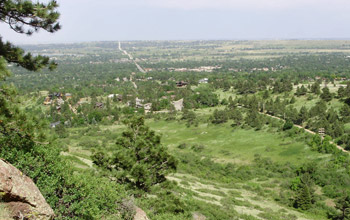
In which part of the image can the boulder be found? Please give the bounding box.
[0,159,54,220]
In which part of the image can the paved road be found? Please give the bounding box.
[118,41,146,73]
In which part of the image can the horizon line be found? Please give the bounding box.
[17,38,350,46]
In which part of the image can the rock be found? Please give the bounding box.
[0,159,55,220]
[133,207,150,220]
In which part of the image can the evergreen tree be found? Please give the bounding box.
[299,106,309,125]
[92,117,177,191]
[335,194,350,220]
[320,87,333,102]
[0,0,60,70]
[294,184,312,210]
[311,81,321,95]
[338,86,346,99]
[181,109,197,127]
[229,109,243,126]
[211,109,228,124]
[340,104,350,123]
[262,90,270,99]
[245,110,265,130]
[283,119,294,130]
[290,96,296,104]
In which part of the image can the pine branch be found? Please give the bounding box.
[0,37,57,71]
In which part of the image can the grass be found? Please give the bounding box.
[64,117,326,166]
[59,116,332,220]
[147,120,324,165]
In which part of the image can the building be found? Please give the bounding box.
[176,81,188,88]
[95,102,104,109]
[199,78,208,84]
[65,93,72,99]
[50,121,60,128]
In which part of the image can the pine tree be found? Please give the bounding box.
[311,82,321,95]
[320,87,333,102]
[335,195,350,220]
[295,184,312,210]
[0,0,60,71]
[92,117,177,191]
[298,106,309,125]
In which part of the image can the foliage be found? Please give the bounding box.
[320,87,333,102]
[294,184,313,210]
[181,109,197,127]
[211,109,228,124]
[0,0,60,70]
[93,116,177,191]
[283,119,294,131]
[335,194,350,220]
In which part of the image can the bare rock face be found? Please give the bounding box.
[0,159,54,220]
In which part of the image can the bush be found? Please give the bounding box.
[283,119,294,131]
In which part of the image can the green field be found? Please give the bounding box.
[61,118,326,167]
[147,120,325,165]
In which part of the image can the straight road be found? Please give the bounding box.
[118,41,146,73]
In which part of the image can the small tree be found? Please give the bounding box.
[294,184,312,210]
[283,119,294,130]
[320,87,333,102]
[335,194,350,220]
[229,109,243,126]
[211,109,228,124]
[181,109,197,127]
[93,117,177,191]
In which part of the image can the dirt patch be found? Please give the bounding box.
[168,173,312,220]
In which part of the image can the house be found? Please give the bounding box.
[108,94,119,99]
[43,96,52,105]
[176,81,188,88]
[135,98,144,108]
[53,92,62,98]
[50,121,60,128]
[199,78,208,84]
[144,103,152,113]
[57,98,65,106]
[95,102,104,108]
[116,94,123,101]
[65,93,72,99]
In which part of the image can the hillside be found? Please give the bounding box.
[2,40,350,219]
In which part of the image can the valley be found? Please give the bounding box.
[3,40,350,219]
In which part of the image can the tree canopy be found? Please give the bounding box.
[93,116,177,191]
[0,0,60,71]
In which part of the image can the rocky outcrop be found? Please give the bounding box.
[0,159,54,220]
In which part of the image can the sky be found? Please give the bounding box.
[1,0,350,44]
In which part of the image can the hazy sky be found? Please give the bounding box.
[1,0,350,44]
